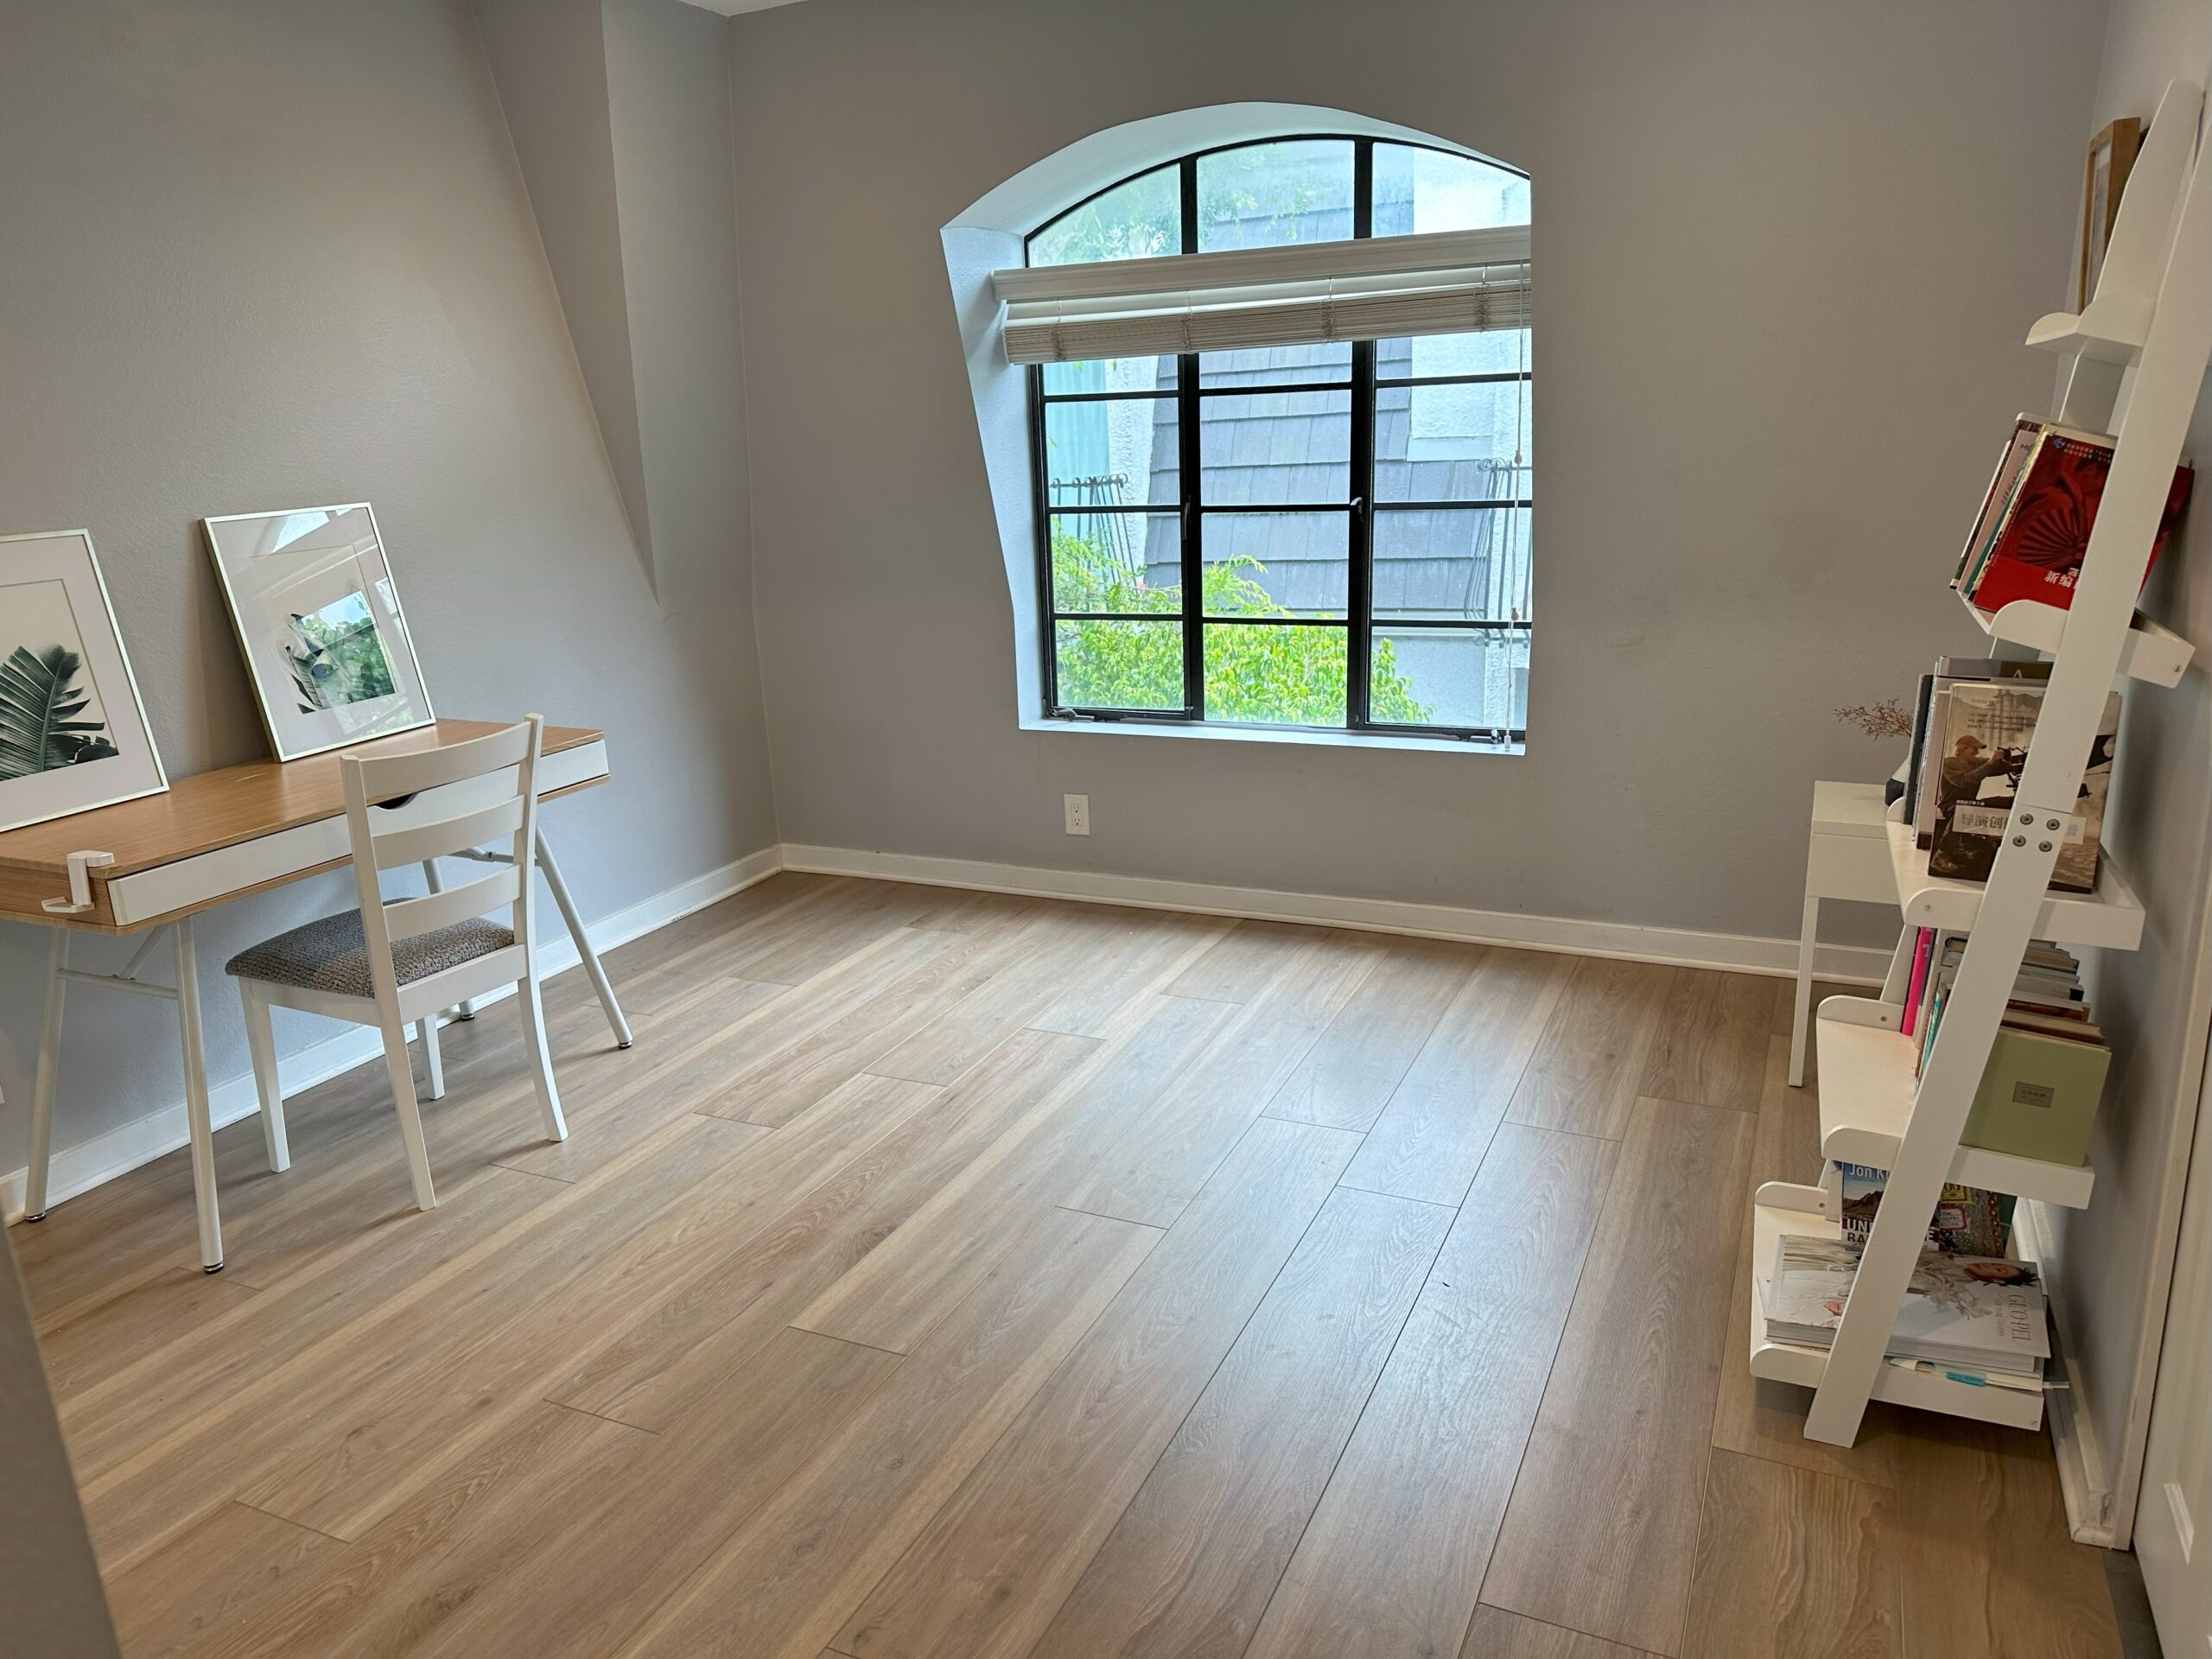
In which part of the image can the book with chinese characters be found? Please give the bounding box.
[1956,421,2194,612]
[1926,679,2120,892]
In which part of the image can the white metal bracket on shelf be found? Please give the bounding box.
[41,850,114,915]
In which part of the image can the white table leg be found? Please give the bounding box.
[1789,893,1819,1089]
[535,830,632,1049]
[420,860,477,1021]
[174,917,224,1273]
[417,1016,446,1100]
[23,929,68,1221]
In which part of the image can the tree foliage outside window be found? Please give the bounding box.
[1052,528,1428,725]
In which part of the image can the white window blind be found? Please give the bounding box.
[995,226,1529,366]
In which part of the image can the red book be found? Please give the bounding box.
[1968,432,2194,613]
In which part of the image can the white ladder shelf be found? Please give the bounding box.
[1756,77,2212,1444]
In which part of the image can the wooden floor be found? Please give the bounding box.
[16,874,2122,1658]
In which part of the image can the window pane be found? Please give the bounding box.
[1199,389,1350,503]
[1202,512,1347,616]
[1050,513,1179,613]
[1198,139,1355,251]
[1042,354,1177,397]
[1031,164,1180,265]
[1043,398,1179,507]
[1373,629,1529,731]
[1376,379,1529,501]
[1372,508,1532,622]
[1204,622,1347,727]
[1372,144,1529,237]
[1376,331,1530,381]
[1198,342,1352,389]
[1055,619,1184,711]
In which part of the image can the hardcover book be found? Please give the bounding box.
[1962,427,2194,613]
[1926,679,2120,892]
[1834,1164,2013,1256]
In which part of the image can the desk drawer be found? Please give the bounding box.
[105,740,609,928]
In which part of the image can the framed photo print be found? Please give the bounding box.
[2078,116,2142,310]
[202,503,435,761]
[0,529,168,834]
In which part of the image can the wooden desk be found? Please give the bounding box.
[1,721,630,1271]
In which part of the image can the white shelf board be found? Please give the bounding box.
[1886,821,2145,952]
[1747,1187,2046,1432]
[1960,590,2194,688]
[1815,1001,2097,1207]
[2025,305,2150,365]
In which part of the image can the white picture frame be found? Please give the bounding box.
[201,503,435,762]
[0,529,169,834]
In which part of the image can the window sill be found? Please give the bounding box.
[1020,714,1524,757]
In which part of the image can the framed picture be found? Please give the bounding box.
[2078,116,2142,310]
[202,503,435,762]
[0,529,168,834]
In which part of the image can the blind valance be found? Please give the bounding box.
[994,226,1529,365]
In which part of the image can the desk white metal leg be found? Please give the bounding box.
[416,1017,446,1099]
[420,860,478,1023]
[174,918,223,1273]
[533,831,632,1049]
[23,930,67,1221]
[1789,894,1819,1089]
[25,923,226,1270]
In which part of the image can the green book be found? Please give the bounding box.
[1962,1028,2110,1167]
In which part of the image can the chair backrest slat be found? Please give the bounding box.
[352,721,533,805]
[340,715,543,1010]
[372,796,528,871]
[381,866,521,944]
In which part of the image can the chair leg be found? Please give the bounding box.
[516,973,568,1143]
[376,1014,437,1211]
[417,1016,447,1101]
[240,983,291,1173]
[24,929,67,1221]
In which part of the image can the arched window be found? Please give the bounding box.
[1020,136,1531,743]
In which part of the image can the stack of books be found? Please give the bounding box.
[1902,932,2112,1167]
[1900,655,2118,893]
[1760,1232,2049,1389]
[1953,413,2192,613]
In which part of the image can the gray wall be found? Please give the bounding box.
[0,0,774,1177]
[2052,0,2212,1548]
[728,0,2104,939]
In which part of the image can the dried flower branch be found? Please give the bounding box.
[1834,698,1914,741]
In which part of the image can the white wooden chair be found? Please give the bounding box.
[225,716,568,1211]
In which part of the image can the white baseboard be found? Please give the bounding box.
[1,845,782,1225]
[2019,1198,2119,1546]
[779,843,1894,982]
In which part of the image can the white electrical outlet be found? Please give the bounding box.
[1064,793,1090,836]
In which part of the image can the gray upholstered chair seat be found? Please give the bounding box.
[226,911,515,998]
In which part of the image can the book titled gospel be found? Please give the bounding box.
[1961,423,2194,613]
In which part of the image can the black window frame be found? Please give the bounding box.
[1027,134,1532,746]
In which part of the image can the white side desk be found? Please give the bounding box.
[1790,780,1898,1087]
[0,721,630,1271]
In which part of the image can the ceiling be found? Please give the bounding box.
[674,0,814,13]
